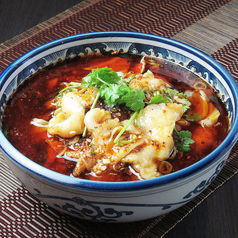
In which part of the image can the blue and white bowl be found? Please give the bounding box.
[0,32,238,222]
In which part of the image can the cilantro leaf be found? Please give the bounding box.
[100,84,121,107]
[173,128,194,152]
[149,94,170,104]
[81,67,191,113]
[117,88,145,111]
[82,67,146,111]
[82,67,123,88]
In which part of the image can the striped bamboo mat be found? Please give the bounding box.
[1,0,238,237]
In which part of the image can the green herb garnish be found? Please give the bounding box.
[164,88,191,111]
[117,135,137,145]
[148,94,170,104]
[173,127,194,152]
[117,88,145,111]
[58,67,193,145]
[114,111,139,144]
[82,67,145,111]
[184,111,202,121]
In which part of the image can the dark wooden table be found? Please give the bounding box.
[0,1,237,237]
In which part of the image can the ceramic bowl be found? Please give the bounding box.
[0,32,238,223]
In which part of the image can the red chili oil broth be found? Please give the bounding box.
[2,54,229,181]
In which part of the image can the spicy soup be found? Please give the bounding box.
[2,54,229,181]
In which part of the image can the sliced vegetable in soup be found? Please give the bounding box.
[2,54,229,181]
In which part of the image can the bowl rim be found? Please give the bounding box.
[1,31,238,192]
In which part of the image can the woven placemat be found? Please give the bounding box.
[1,0,238,237]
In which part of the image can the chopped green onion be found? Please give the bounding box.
[117,135,137,145]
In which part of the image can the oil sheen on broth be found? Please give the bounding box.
[2,54,229,181]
